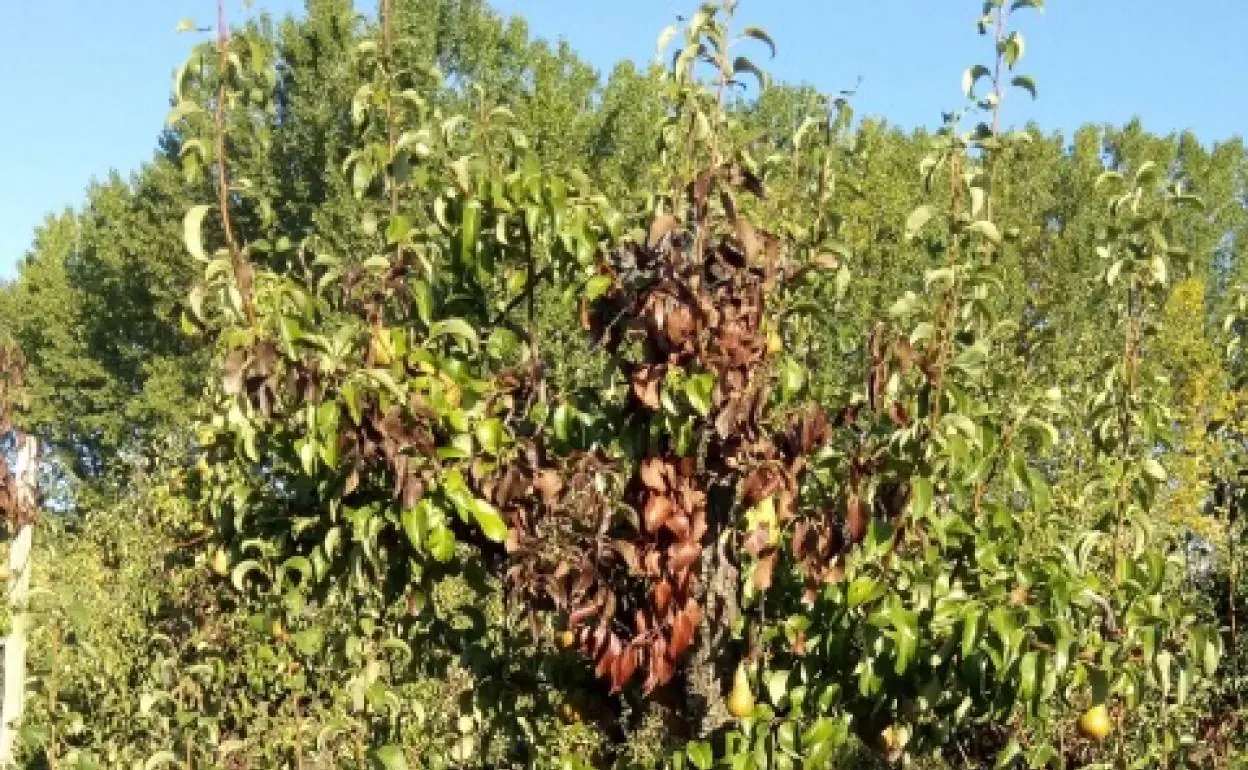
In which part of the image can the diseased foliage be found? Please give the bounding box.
[4,1,1248,769]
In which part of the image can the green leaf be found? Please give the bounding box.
[386,215,412,244]
[1134,160,1160,188]
[1027,744,1058,769]
[231,560,266,593]
[1011,75,1038,100]
[1155,650,1172,698]
[961,608,982,659]
[351,84,372,127]
[428,319,480,351]
[428,526,455,563]
[293,627,324,656]
[475,418,506,455]
[166,99,202,127]
[145,751,180,770]
[847,576,884,608]
[461,199,482,266]
[371,745,409,770]
[1143,457,1167,482]
[401,501,430,549]
[656,23,679,54]
[352,157,373,198]
[686,742,713,770]
[732,56,768,90]
[993,739,1021,770]
[910,477,933,519]
[1003,31,1024,69]
[766,668,790,705]
[962,64,991,98]
[890,607,919,675]
[584,274,614,302]
[184,205,211,262]
[1203,634,1221,676]
[471,499,509,543]
[685,373,716,417]
[905,205,935,242]
[740,26,776,58]
[779,359,806,401]
[969,220,1002,245]
[835,264,852,300]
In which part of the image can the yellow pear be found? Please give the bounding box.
[555,629,576,650]
[370,327,394,366]
[727,663,755,719]
[878,723,909,762]
[766,330,783,355]
[1077,704,1112,741]
[558,701,583,724]
[211,548,230,577]
[271,618,287,642]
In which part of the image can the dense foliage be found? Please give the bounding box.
[3,0,1248,768]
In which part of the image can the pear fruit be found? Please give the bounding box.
[211,548,230,577]
[555,629,576,650]
[1077,704,1112,741]
[727,663,755,719]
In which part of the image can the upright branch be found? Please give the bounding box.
[381,0,402,264]
[214,0,255,326]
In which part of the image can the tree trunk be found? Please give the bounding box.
[0,434,37,766]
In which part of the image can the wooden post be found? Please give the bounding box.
[0,434,37,766]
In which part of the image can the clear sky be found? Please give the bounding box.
[2,1,1245,280]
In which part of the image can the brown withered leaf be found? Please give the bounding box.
[742,466,782,505]
[614,541,640,572]
[400,472,423,510]
[533,469,562,505]
[665,303,695,348]
[791,521,812,560]
[814,252,840,271]
[570,602,598,628]
[642,651,664,695]
[631,365,664,410]
[653,579,673,615]
[648,213,680,248]
[790,627,808,656]
[610,645,639,694]
[595,633,622,680]
[669,606,696,660]
[222,349,246,395]
[643,549,663,577]
[753,551,777,591]
[634,608,651,636]
[796,408,829,454]
[888,400,910,427]
[736,216,761,262]
[643,494,674,533]
[668,542,700,573]
[743,526,770,556]
[639,457,669,492]
[847,491,868,544]
[663,512,691,540]
[835,403,861,427]
[344,467,360,496]
[579,296,592,331]
[250,340,277,378]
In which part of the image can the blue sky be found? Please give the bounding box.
[2,1,1245,280]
